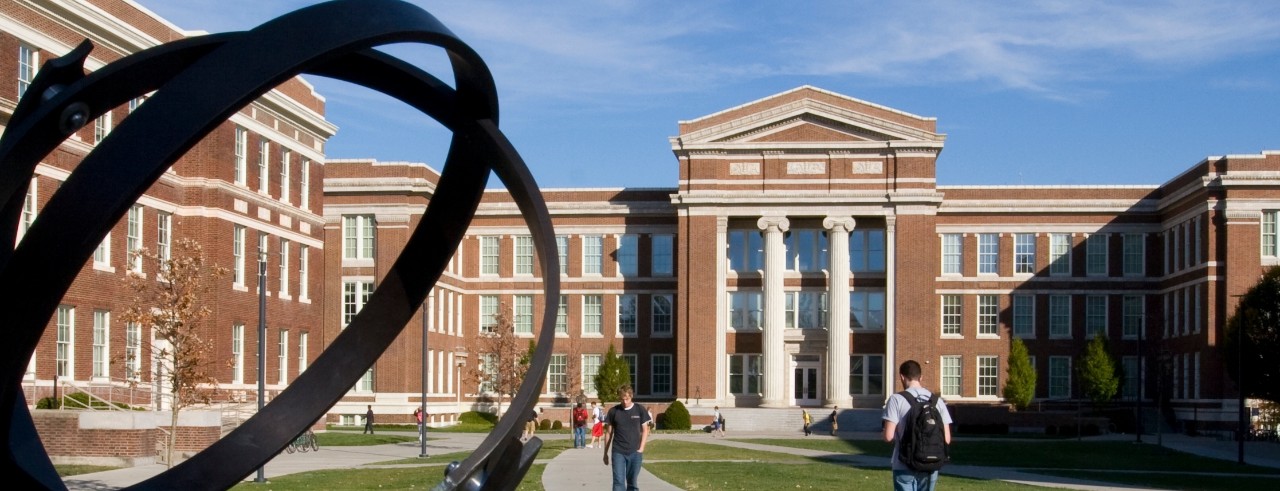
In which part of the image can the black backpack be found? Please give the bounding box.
[896,391,949,472]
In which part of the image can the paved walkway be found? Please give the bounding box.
[61,430,1280,490]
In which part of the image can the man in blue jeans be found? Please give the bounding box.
[882,360,953,491]
[602,384,651,491]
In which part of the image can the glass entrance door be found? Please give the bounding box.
[793,364,820,406]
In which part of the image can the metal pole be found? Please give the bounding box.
[1136,317,1143,443]
[420,303,428,458]
[256,242,267,483]
[1239,314,1246,465]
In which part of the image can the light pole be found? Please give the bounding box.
[1136,316,1144,443]
[255,235,268,483]
[420,303,428,458]
[1232,293,1247,465]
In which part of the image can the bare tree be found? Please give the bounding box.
[469,303,529,416]
[565,336,584,403]
[119,238,226,467]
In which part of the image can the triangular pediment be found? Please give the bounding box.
[713,113,896,144]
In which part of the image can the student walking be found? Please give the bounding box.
[882,359,953,491]
[602,385,651,491]
[363,405,375,435]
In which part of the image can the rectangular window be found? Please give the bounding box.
[652,294,673,336]
[555,295,568,334]
[1014,233,1036,274]
[941,295,961,336]
[850,290,885,330]
[849,354,884,396]
[298,331,308,374]
[1049,295,1071,338]
[94,112,112,144]
[618,234,638,276]
[556,235,569,275]
[1086,234,1108,276]
[1013,294,1034,337]
[231,323,244,384]
[977,295,998,336]
[358,368,375,393]
[234,127,247,185]
[1085,295,1107,338]
[298,245,309,300]
[1049,356,1071,399]
[514,235,533,275]
[278,239,289,296]
[479,235,500,275]
[278,329,289,384]
[1264,211,1278,257]
[279,148,291,202]
[92,310,109,379]
[622,354,638,392]
[941,356,961,397]
[125,322,142,381]
[582,354,602,395]
[786,229,828,272]
[342,281,374,328]
[1049,233,1071,276]
[1123,233,1145,276]
[156,212,172,271]
[343,215,376,260]
[977,356,999,396]
[730,291,762,330]
[514,295,533,335]
[728,230,764,273]
[977,233,998,274]
[56,305,73,378]
[1122,356,1139,400]
[583,235,603,274]
[18,44,37,97]
[1123,295,1143,339]
[233,225,245,285]
[652,354,672,395]
[94,233,111,267]
[583,295,602,334]
[300,158,310,210]
[127,205,143,273]
[786,291,827,329]
[729,354,761,394]
[258,140,270,193]
[548,354,567,394]
[18,178,36,243]
[652,234,673,276]
[479,295,499,333]
[941,234,962,274]
[850,229,886,272]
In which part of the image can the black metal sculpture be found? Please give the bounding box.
[0,1,559,489]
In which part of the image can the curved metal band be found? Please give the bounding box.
[0,1,560,489]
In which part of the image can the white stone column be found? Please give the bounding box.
[884,215,897,403]
[715,216,729,406]
[824,217,856,407]
[758,216,789,407]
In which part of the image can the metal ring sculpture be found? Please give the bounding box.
[0,1,558,489]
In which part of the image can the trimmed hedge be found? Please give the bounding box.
[661,400,691,430]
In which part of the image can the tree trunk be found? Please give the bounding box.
[167,405,180,467]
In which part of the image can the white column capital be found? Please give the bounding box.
[757,216,790,233]
[822,216,856,233]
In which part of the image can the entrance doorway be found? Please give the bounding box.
[792,357,821,406]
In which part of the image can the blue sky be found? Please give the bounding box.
[138,0,1280,189]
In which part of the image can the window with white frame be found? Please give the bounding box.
[232,225,246,285]
[18,178,36,244]
[258,140,270,193]
[850,229,886,272]
[231,323,244,383]
[941,295,961,336]
[941,356,961,397]
[785,291,826,329]
[298,245,309,300]
[555,295,568,334]
[977,233,998,274]
[479,295,499,333]
[298,331,308,373]
[652,354,672,394]
[1049,233,1071,275]
[1049,295,1071,338]
[1085,295,1107,338]
[277,239,289,296]
[94,112,112,144]
[978,356,999,396]
[617,294,637,335]
[1013,294,1034,337]
[514,295,533,335]
[582,354,602,395]
[18,44,37,97]
[357,368,375,393]
[1123,233,1145,276]
[342,280,373,328]
[514,235,533,275]
[942,234,962,274]
[279,148,291,202]
[622,354,638,391]
[56,305,73,378]
[128,96,144,113]
[728,230,764,273]
[94,233,111,267]
[578,235,603,275]
[1049,356,1071,399]
[851,290,885,330]
[127,205,143,273]
[652,294,673,336]
[92,310,109,379]
[234,127,247,185]
[583,295,602,334]
[1265,211,1278,257]
[479,235,499,275]
[157,212,171,273]
[1086,234,1108,276]
[786,229,828,272]
[343,215,375,260]
[278,329,289,384]
[618,234,638,276]
[1014,233,1036,274]
[1122,356,1139,400]
[849,354,884,395]
[652,234,673,276]
[300,158,310,210]
[126,322,141,381]
[729,354,761,394]
[548,354,567,393]
[556,235,569,275]
[978,295,998,336]
[1123,295,1143,339]
[730,291,762,330]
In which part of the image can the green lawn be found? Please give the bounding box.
[54,464,120,477]
[1033,469,1280,490]
[314,432,416,446]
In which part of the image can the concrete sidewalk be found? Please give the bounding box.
[542,441,680,490]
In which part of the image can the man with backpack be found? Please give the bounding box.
[572,402,589,449]
[882,359,953,491]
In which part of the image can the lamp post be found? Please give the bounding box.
[255,236,267,483]
[420,303,428,458]
[1136,317,1144,443]
[1231,293,1247,465]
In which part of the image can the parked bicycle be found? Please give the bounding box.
[285,429,319,453]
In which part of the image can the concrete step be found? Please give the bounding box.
[685,407,882,433]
